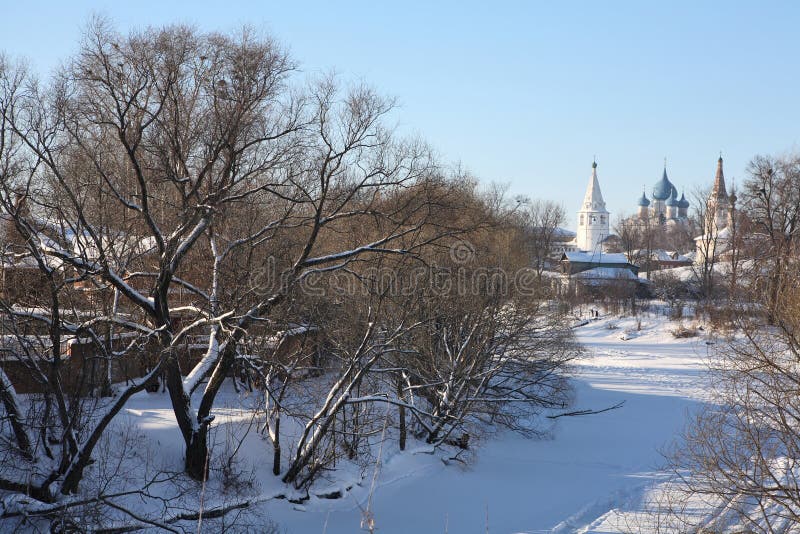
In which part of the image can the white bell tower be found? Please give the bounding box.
[576,160,610,252]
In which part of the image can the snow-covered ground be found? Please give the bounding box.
[109,312,711,533]
[267,314,710,534]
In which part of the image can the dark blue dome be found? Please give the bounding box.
[637,191,650,207]
[652,168,674,201]
[666,186,679,207]
[678,192,689,209]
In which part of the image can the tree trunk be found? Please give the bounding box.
[272,417,281,476]
[164,351,207,480]
[60,365,162,494]
[185,426,209,481]
[397,377,406,451]
[767,257,783,325]
[0,370,33,461]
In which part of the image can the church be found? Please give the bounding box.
[636,163,690,224]
[568,158,736,259]
[569,159,694,255]
[693,156,737,264]
[560,161,641,296]
[575,160,610,253]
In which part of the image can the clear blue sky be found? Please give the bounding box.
[2,1,799,229]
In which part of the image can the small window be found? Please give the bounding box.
[579,215,584,225]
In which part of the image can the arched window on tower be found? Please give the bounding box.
[600,215,606,224]
[579,214,584,226]
[591,215,597,224]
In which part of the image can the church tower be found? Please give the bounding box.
[576,160,610,252]
[678,192,689,219]
[708,156,729,230]
[651,164,674,222]
[637,188,650,219]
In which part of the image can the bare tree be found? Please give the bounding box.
[613,213,660,278]
[0,19,452,511]
[519,199,565,281]
[657,156,800,530]
[660,271,800,532]
[0,51,180,509]
[0,19,589,529]
[402,297,578,448]
[383,192,579,452]
[613,214,640,261]
[690,186,721,299]
[0,21,310,489]
[739,154,800,323]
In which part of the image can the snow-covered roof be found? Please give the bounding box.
[631,249,691,262]
[539,270,564,279]
[552,227,577,238]
[279,324,318,337]
[562,251,629,264]
[1,255,40,270]
[600,234,618,243]
[69,231,157,261]
[693,225,732,241]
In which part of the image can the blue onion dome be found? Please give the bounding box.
[666,186,679,207]
[678,192,690,209]
[652,167,674,201]
[637,189,650,207]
